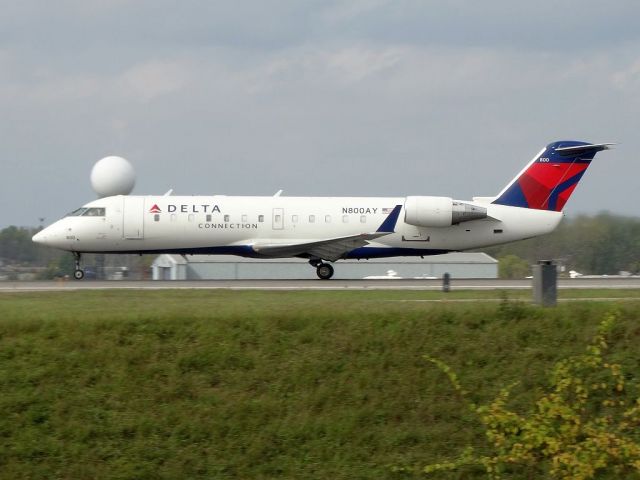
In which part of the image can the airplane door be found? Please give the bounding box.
[123,197,145,239]
[272,208,284,230]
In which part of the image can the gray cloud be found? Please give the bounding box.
[1,1,638,227]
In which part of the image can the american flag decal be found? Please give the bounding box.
[382,207,394,214]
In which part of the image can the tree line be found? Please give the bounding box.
[0,226,57,266]
[0,226,151,279]
[484,212,640,277]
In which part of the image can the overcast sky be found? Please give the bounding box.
[2,1,639,227]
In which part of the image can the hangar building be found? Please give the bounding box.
[151,252,498,280]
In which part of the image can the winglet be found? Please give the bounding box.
[376,205,402,233]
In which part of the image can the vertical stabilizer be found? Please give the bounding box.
[492,141,612,211]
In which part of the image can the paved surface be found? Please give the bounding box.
[2,278,640,292]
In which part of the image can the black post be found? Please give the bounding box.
[95,254,105,280]
[532,260,557,306]
[442,272,451,293]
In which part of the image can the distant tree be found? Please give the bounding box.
[0,226,40,263]
[0,225,63,267]
[485,213,640,275]
[39,255,75,279]
[498,254,530,279]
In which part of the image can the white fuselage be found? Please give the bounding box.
[34,195,562,259]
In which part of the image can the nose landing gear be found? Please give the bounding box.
[309,259,334,280]
[73,252,85,280]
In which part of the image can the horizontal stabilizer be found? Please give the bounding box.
[554,143,614,155]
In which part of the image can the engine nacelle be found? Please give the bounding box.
[404,196,487,228]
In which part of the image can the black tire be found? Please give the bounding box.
[316,263,334,280]
[73,269,85,280]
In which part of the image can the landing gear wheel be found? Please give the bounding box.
[72,252,84,280]
[316,263,334,280]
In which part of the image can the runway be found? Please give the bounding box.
[2,277,640,292]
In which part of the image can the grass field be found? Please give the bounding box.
[1,290,639,479]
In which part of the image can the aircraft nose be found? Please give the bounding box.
[32,229,47,244]
[32,225,61,247]
[32,222,76,250]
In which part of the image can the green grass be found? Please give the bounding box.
[1,290,640,479]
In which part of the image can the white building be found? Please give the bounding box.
[151,252,498,280]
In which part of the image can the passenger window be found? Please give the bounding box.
[275,215,281,223]
[325,215,331,223]
[242,214,247,223]
[224,215,230,222]
[154,214,160,222]
[170,214,177,222]
[292,215,298,223]
[360,215,366,223]
[309,215,315,223]
[258,215,264,222]
[188,214,194,222]
[342,215,348,223]
[206,214,211,222]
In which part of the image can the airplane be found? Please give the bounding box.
[33,140,612,280]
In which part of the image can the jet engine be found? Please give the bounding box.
[404,196,487,227]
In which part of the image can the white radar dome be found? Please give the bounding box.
[90,156,136,197]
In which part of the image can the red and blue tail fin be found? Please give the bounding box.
[492,141,612,211]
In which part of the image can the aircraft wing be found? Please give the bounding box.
[251,204,402,262]
[251,232,388,261]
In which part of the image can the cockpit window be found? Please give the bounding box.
[66,207,105,217]
[67,208,88,216]
[83,208,106,217]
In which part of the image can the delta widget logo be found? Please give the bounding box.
[149,204,161,214]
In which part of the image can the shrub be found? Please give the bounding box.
[421,311,640,479]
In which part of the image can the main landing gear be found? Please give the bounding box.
[310,259,334,280]
[73,252,84,280]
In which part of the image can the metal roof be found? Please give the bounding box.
[153,252,497,266]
